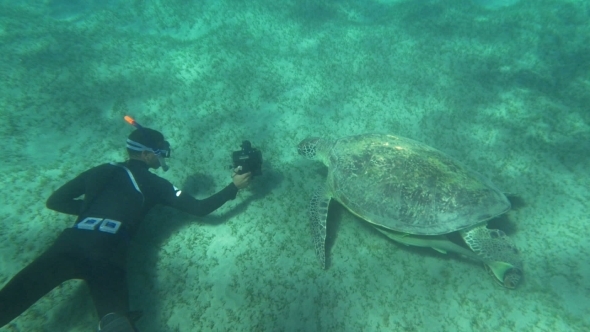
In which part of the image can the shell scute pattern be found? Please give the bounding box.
[326,134,508,235]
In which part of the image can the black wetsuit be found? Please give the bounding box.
[0,159,238,327]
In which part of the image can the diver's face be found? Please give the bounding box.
[142,151,161,169]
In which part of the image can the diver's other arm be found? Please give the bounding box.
[45,173,86,215]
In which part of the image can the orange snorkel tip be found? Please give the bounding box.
[124,115,143,129]
[124,115,136,126]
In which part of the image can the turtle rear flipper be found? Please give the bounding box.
[373,227,484,261]
[461,225,523,288]
[309,185,331,269]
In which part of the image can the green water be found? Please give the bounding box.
[0,0,588,331]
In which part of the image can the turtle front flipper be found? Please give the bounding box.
[309,186,331,269]
[461,225,523,289]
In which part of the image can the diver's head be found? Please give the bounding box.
[126,128,171,171]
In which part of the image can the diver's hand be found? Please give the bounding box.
[232,167,252,189]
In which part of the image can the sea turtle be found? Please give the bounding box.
[297,134,523,288]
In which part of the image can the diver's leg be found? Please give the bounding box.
[86,261,140,331]
[86,260,129,318]
[97,312,136,332]
[0,247,82,327]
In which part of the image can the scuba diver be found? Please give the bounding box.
[0,116,252,331]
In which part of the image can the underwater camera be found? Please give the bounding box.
[231,140,263,177]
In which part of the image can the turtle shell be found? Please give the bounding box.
[326,134,510,235]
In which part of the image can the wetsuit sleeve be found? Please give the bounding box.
[45,171,87,215]
[167,183,239,217]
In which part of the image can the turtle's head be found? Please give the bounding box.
[297,137,321,159]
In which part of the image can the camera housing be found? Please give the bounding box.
[232,140,263,177]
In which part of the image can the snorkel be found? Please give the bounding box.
[124,115,170,172]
